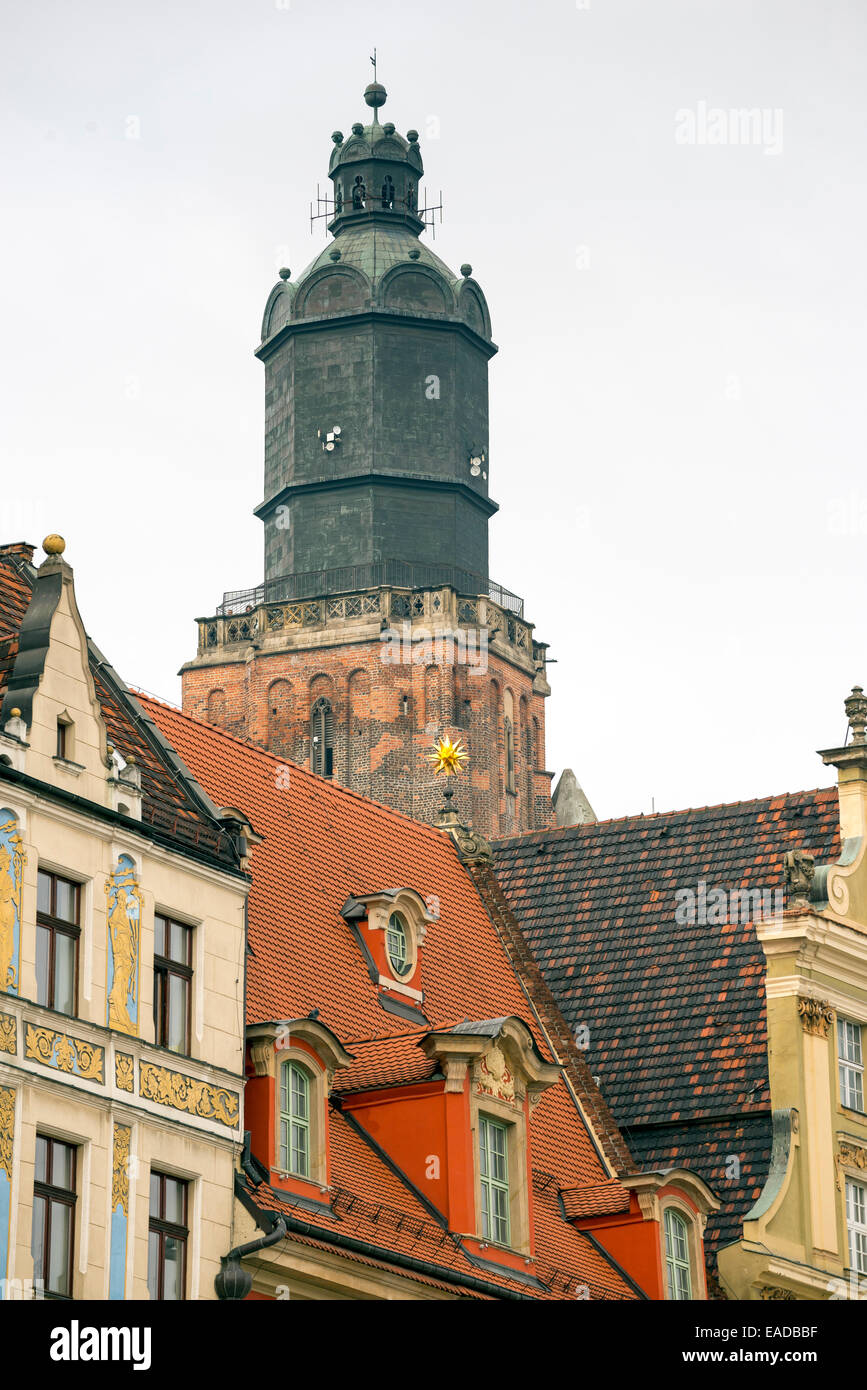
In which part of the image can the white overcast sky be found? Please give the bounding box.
[2,0,866,821]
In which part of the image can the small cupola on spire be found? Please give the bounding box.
[327,82,425,237]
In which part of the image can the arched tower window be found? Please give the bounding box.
[335,186,343,215]
[352,175,366,210]
[267,679,293,756]
[503,691,516,796]
[381,175,395,209]
[406,181,416,212]
[311,697,334,777]
[504,718,516,794]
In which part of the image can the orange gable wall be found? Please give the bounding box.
[340,1080,475,1231]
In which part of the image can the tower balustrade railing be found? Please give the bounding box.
[216,562,524,617]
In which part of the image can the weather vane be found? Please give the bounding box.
[370,48,377,81]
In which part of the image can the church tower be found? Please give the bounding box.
[181,82,554,838]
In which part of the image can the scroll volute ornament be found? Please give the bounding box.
[798,996,833,1038]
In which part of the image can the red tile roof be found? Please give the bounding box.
[141,695,646,1299]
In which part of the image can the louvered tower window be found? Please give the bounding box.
[311,698,334,777]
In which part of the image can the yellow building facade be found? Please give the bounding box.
[0,538,251,1300]
[718,689,867,1299]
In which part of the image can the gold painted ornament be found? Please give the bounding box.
[427,735,468,778]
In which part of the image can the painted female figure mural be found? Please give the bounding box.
[105,856,141,1035]
[0,812,25,995]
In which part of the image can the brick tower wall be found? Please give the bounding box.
[182,594,554,840]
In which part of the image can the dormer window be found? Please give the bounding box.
[279,1061,310,1177]
[246,1018,352,1193]
[386,912,411,977]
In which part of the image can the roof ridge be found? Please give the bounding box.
[494,784,837,844]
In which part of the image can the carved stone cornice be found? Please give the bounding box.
[798,996,833,1038]
[760,1286,796,1301]
[835,1138,867,1191]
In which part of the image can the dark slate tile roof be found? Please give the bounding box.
[493,789,841,1275]
[628,1114,774,1271]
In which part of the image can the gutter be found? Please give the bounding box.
[215,1216,288,1299]
[233,1182,534,1301]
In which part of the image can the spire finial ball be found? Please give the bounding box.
[461,264,473,278]
[406,129,419,144]
[364,82,387,110]
[43,534,66,556]
[278,267,291,281]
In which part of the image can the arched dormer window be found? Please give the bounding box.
[352,175,366,210]
[381,175,395,209]
[279,1061,310,1178]
[664,1208,692,1299]
[311,697,334,777]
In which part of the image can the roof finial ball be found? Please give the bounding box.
[42,534,66,557]
[364,82,387,112]
[845,686,867,745]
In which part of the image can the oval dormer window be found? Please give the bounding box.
[386,911,411,977]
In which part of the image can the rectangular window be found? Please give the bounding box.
[153,915,192,1054]
[31,1135,76,1299]
[838,1018,865,1113]
[36,870,80,1014]
[55,721,67,760]
[147,1171,188,1300]
[479,1114,510,1246]
[846,1178,867,1276]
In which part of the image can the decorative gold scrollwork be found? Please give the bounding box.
[139,1061,239,1128]
[0,1012,16,1054]
[24,1023,105,1083]
[112,1124,131,1215]
[115,1054,134,1092]
[0,1085,14,1180]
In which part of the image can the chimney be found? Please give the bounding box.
[0,542,36,564]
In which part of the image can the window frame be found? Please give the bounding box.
[153,913,193,1056]
[279,1060,311,1178]
[838,1018,865,1114]
[478,1113,511,1247]
[147,1170,189,1301]
[31,1135,77,1300]
[664,1206,693,1300]
[385,911,412,979]
[35,869,81,1015]
[846,1177,867,1276]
